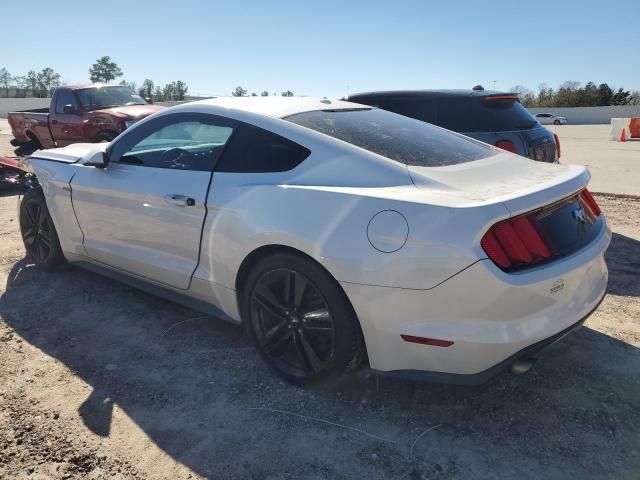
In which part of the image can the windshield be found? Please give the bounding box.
[76,86,147,111]
[286,108,496,167]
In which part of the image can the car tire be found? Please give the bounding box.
[243,252,365,386]
[19,189,66,271]
[95,131,117,143]
[554,120,561,125]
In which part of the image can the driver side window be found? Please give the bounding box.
[118,119,234,171]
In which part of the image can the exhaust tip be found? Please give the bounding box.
[511,357,537,375]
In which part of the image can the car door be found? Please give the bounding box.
[70,112,237,289]
[49,89,85,146]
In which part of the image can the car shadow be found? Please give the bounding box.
[1,258,639,479]
[605,232,640,297]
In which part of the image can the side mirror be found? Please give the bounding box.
[84,151,109,169]
[63,104,76,114]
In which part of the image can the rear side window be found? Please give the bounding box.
[377,97,438,125]
[476,98,538,132]
[356,94,538,133]
[350,96,438,125]
[216,124,310,173]
[436,97,475,131]
[286,108,495,167]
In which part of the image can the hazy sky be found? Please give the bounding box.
[4,0,639,97]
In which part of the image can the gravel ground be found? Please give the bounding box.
[0,190,638,480]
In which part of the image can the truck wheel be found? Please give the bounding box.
[14,133,42,156]
[243,252,365,386]
[96,131,117,143]
[19,189,65,271]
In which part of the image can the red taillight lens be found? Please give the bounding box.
[480,230,511,268]
[481,213,554,271]
[482,189,601,271]
[493,222,533,263]
[553,133,561,159]
[580,189,601,216]
[511,216,551,258]
[495,139,517,153]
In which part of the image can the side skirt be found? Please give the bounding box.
[70,258,238,324]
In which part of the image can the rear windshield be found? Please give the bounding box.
[462,97,537,132]
[353,95,538,133]
[285,108,496,167]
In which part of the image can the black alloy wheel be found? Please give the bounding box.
[19,190,65,270]
[21,198,53,263]
[250,268,336,378]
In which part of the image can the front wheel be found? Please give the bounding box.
[554,120,561,125]
[19,189,65,271]
[243,253,364,386]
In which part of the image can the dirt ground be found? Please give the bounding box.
[0,188,638,480]
[546,124,640,197]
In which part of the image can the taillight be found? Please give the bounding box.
[580,188,601,216]
[481,189,601,271]
[482,213,554,271]
[553,133,561,159]
[495,139,517,153]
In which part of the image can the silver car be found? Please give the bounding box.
[535,113,568,125]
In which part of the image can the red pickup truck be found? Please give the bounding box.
[8,84,165,149]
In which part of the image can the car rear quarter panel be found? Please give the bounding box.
[194,169,505,298]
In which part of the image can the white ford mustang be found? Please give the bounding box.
[19,97,610,386]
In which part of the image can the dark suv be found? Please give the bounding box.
[343,88,560,163]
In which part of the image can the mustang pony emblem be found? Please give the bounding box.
[572,206,589,234]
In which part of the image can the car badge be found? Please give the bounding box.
[572,206,588,234]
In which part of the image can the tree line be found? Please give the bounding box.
[511,81,640,107]
[0,56,299,102]
[0,66,61,98]
[7,58,637,108]
[0,56,191,102]
[230,86,294,97]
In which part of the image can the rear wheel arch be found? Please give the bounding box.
[235,245,365,334]
[236,245,337,302]
[236,244,368,384]
[25,130,42,147]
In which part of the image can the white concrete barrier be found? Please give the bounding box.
[608,118,631,141]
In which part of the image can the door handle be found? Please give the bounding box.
[164,194,195,207]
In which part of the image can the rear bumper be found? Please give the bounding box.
[371,293,603,385]
[342,220,611,382]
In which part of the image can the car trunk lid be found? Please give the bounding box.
[407,151,590,214]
